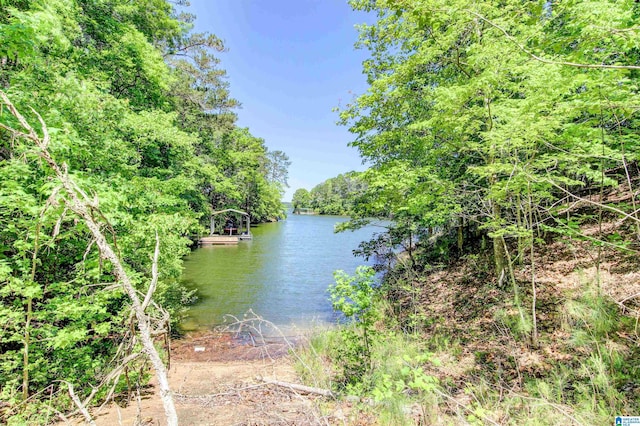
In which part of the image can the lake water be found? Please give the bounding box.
[179,213,380,335]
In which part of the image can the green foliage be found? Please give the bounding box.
[331,266,377,321]
[293,171,366,216]
[296,323,440,425]
[0,0,289,421]
[0,21,34,58]
[291,188,311,211]
[341,0,640,280]
[371,354,438,402]
[329,266,379,390]
[328,267,441,410]
[327,5,640,423]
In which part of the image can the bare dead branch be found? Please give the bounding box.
[142,231,160,312]
[29,107,50,149]
[51,206,68,240]
[257,376,334,398]
[64,382,96,426]
[0,90,179,425]
[543,178,640,225]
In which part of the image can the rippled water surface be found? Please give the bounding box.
[180,213,379,333]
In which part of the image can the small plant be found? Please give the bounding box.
[494,306,532,341]
[329,265,379,390]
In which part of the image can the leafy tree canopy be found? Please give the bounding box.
[0,0,288,420]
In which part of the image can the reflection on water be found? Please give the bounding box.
[180,213,379,334]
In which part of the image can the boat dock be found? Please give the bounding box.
[199,234,252,245]
[199,208,253,245]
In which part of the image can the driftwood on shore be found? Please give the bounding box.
[257,376,334,398]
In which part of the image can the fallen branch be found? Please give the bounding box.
[221,310,318,386]
[256,376,334,398]
[174,383,269,400]
[0,90,178,425]
[64,382,96,426]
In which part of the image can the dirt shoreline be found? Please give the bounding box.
[79,331,336,426]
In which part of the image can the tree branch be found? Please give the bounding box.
[257,376,334,398]
[0,90,179,425]
[142,231,160,312]
[63,382,96,426]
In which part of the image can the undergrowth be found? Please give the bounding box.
[296,261,640,425]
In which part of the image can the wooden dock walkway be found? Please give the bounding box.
[199,235,239,245]
[198,234,253,246]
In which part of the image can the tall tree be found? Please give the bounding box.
[341,0,640,345]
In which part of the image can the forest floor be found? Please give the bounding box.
[397,221,640,423]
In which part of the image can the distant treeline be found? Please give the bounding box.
[292,171,366,215]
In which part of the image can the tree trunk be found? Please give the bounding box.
[491,201,507,282]
[527,183,539,348]
[457,216,464,253]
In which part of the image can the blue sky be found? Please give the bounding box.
[185,0,372,201]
